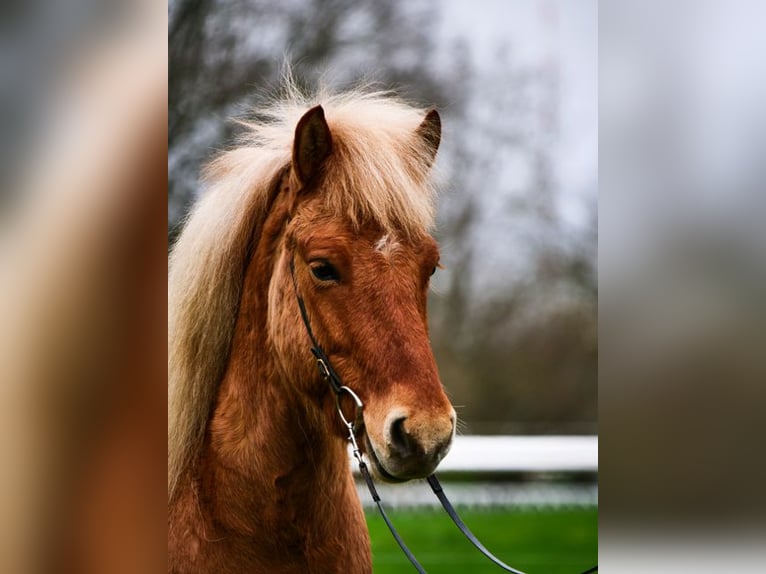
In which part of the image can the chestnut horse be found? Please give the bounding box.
[168,89,456,573]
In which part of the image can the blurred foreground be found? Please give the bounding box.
[601,0,766,572]
[0,1,166,572]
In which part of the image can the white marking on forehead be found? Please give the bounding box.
[374,234,399,257]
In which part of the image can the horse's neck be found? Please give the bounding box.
[203,189,344,511]
[175,199,370,571]
[205,349,350,535]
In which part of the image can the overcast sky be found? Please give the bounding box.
[436,0,597,231]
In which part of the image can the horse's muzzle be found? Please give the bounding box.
[367,408,456,481]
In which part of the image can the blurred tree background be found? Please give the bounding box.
[168,0,597,435]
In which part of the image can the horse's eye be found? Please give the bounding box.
[310,261,340,283]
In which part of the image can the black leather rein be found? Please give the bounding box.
[289,258,596,574]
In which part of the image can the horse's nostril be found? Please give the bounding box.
[388,416,414,458]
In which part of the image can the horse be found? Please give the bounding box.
[168,87,456,573]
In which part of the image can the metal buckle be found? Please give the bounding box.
[335,385,363,428]
[335,385,364,459]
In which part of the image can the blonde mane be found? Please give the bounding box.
[168,85,439,501]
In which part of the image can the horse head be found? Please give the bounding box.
[268,104,456,481]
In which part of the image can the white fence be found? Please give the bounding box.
[350,435,598,473]
[436,435,598,473]
[351,435,599,508]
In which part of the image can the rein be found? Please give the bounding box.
[289,258,597,574]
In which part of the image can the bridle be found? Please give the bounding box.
[289,257,597,574]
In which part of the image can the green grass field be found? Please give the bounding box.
[366,507,597,574]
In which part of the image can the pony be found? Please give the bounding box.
[168,85,456,573]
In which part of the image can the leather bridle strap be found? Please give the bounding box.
[359,460,427,574]
[427,474,527,574]
[426,475,597,574]
[289,258,343,395]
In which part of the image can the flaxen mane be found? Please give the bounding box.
[168,85,439,501]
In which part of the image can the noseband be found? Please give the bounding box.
[289,258,597,574]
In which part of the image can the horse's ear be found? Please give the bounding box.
[416,109,441,167]
[292,105,332,187]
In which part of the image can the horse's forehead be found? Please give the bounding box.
[373,232,440,265]
[374,233,400,258]
[293,211,436,259]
